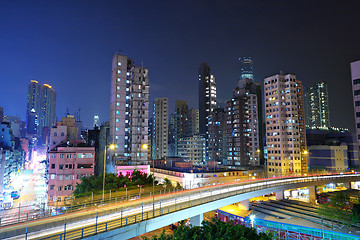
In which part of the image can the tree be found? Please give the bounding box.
[163,178,173,191]
[316,191,353,228]
[142,218,274,240]
[73,170,157,196]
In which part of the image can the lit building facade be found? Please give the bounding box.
[26,80,41,135]
[175,100,188,156]
[304,81,330,128]
[152,98,168,160]
[239,57,254,80]
[199,63,217,135]
[168,113,176,157]
[110,54,149,168]
[48,146,95,205]
[208,108,227,164]
[178,135,206,165]
[38,84,56,137]
[264,73,307,176]
[188,108,199,135]
[351,60,360,151]
[226,78,263,166]
[93,115,99,128]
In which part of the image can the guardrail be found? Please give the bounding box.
[31,174,360,240]
[0,187,180,227]
[246,217,360,240]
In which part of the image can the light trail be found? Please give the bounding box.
[3,173,359,240]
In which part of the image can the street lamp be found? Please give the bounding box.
[141,143,154,216]
[249,214,255,228]
[102,144,115,202]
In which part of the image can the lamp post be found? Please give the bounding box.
[140,144,153,215]
[103,144,115,202]
[302,150,309,177]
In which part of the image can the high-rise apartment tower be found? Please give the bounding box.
[110,54,149,168]
[38,84,56,136]
[199,63,217,135]
[226,78,263,166]
[304,81,330,128]
[351,60,360,152]
[152,98,168,160]
[174,100,188,156]
[264,73,307,176]
[26,80,41,135]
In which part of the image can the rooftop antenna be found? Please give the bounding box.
[66,107,69,116]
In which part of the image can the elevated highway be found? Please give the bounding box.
[1,173,359,240]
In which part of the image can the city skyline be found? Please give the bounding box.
[1,1,360,131]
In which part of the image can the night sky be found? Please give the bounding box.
[1,1,360,130]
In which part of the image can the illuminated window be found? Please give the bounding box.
[118,70,121,74]
[117,78,121,82]
[117,94,120,98]
[118,62,121,66]
[117,86,120,90]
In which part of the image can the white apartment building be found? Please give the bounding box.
[264,73,307,176]
[110,54,149,168]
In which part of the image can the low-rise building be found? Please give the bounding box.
[152,167,262,189]
[47,145,95,205]
[308,144,348,172]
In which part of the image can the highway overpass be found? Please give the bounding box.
[1,173,359,240]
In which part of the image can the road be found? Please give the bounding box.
[2,173,358,240]
[0,174,47,226]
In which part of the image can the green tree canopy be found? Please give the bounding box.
[73,170,157,196]
[142,219,273,240]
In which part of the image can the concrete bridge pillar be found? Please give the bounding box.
[308,186,317,204]
[275,191,283,200]
[190,214,203,227]
[343,182,351,189]
[238,200,249,210]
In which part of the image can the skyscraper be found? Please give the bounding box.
[152,98,168,160]
[264,73,307,176]
[304,81,330,128]
[38,84,56,137]
[239,57,254,80]
[110,53,149,167]
[226,78,263,166]
[199,63,217,135]
[26,80,41,135]
[351,60,360,151]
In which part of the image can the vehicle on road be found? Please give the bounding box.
[3,198,13,210]
[32,212,40,219]
[11,190,20,199]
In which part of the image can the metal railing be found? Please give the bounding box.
[246,217,360,240]
[0,187,180,227]
[31,174,360,240]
